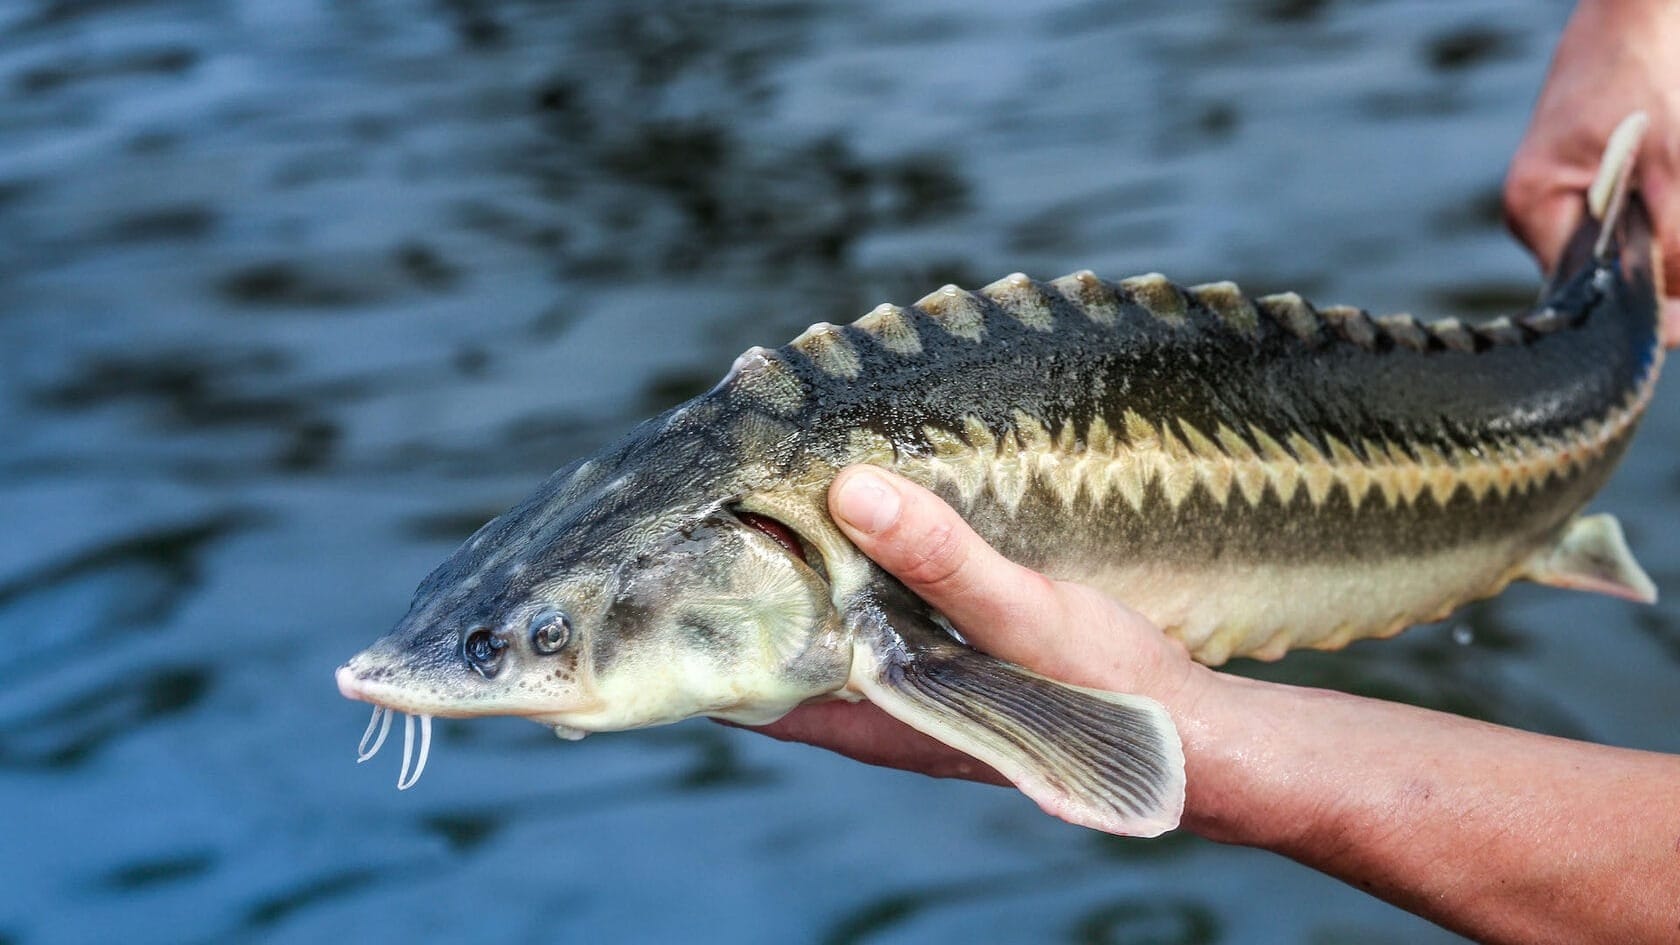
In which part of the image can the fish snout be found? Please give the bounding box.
[335,663,365,702]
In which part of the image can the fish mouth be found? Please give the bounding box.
[336,664,440,791]
[335,662,461,716]
[336,663,606,788]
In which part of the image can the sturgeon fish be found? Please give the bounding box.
[337,115,1663,836]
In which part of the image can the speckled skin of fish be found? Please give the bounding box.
[726,221,1661,665]
[338,117,1662,836]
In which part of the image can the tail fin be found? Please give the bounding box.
[1545,112,1657,303]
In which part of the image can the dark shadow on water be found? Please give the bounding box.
[242,869,378,931]
[29,350,354,473]
[0,664,210,769]
[1359,87,1467,121]
[216,261,386,309]
[1084,822,1205,863]
[405,726,778,852]
[503,1,970,285]
[97,851,217,892]
[1430,283,1539,319]
[274,418,341,473]
[1305,925,1421,945]
[1069,897,1221,945]
[0,512,259,617]
[1423,26,1520,73]
[392,242,461,292]
[101,204,218,244]
[818,873,1030,945]
[1253,0,1332,23]
[1633,609,1680,668]
[402,507,504,544]
[34,350,289,421]
[575,126,967,277]
[1429,184,1507,238]
[817,868,1218,945]
[1008,179,1184,256]
[640,724,777,791]
[421,811,503,855]
[13,45,199,96]
[438,0,509,49]
[640,368,718,415]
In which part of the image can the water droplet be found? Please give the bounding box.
[1451,624,1474,646]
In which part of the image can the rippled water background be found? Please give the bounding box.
[4,1,1676,942]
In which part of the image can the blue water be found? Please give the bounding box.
[3,1,1675,943]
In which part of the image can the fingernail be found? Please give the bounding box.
[834,469,901,535]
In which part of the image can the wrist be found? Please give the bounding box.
[1164,668,1347,849]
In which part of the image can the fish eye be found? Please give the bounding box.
[529,610,571,656]
[462,627,507,678]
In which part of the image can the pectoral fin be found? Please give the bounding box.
[846,585,1184,837]
[1525,513,1657,604]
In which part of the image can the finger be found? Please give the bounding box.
[1504,182,1578,276]
[1639,166,1680,348]
[1503,151,1592,275]
[735,703,1007,785]
[827,465,1063,648]
[827,466,1173,687]
[1663,299,1680,349]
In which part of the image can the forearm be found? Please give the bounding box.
[1173,669,1680,945]
[784,467,1680,940]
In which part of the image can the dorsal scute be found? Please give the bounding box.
[981,272,1056,331]
[914,284,988,341]
[1477,315,1529,347]
[1376,313,1431,352]
[1429,317,1479,354]
[1190,281,1260,336]
[1049,269,1121,326]
[1119,273,1188,325]
[853,303,923,356]
[871,267,1558,369]
[789,322,863,378]
[1255,291,1322,343]
[724,345,809,417]
[1319,305,1378,349]
[1522,305,1576,334]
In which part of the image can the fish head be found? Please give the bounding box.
[337,425,853,737]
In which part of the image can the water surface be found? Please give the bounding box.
[4,1,1674,943]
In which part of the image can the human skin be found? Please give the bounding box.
[753,466,1680,945]
[1504,0,1680,347]
[750,6,1680,939]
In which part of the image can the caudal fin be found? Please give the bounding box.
[1547,112,1656,298]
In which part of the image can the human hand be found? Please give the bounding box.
[744,468,1680,944]
[1503,0,1680,348]
[749,465,1212,786]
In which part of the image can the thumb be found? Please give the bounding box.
[827,465,1096,674]
[828,466,1061,656]
[826,465,1188,695]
